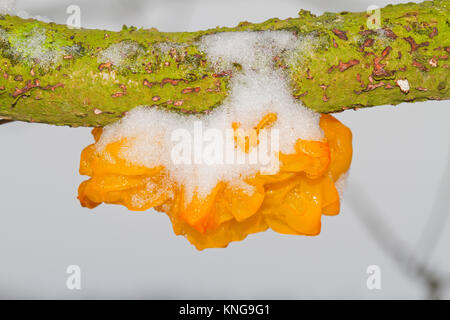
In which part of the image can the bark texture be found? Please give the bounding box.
[0,0,448,127]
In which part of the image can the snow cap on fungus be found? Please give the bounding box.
[78,31,353,249]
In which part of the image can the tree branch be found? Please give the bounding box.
[0,0,448,127]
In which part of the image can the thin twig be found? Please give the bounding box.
[414,147,450,267]
[347,180,448,299]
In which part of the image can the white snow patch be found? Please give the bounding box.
[0,1,64,68]
[11,27,60,68]
[199,31,298,71]
[98,41,142,69]
[154,42,186,55]
[97,31,325,201]
[0,0,51,23]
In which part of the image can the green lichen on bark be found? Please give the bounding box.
[0,0,448,127]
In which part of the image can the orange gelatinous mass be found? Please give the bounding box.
[78,114,352,250]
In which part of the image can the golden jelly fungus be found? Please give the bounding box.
[78,114,352,250]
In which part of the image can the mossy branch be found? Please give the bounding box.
[0,0,448,127]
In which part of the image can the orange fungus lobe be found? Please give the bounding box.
[78,114,352,250]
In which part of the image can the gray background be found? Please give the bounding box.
[0,0,449,299]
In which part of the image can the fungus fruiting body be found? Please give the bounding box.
[78,31,353,249]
